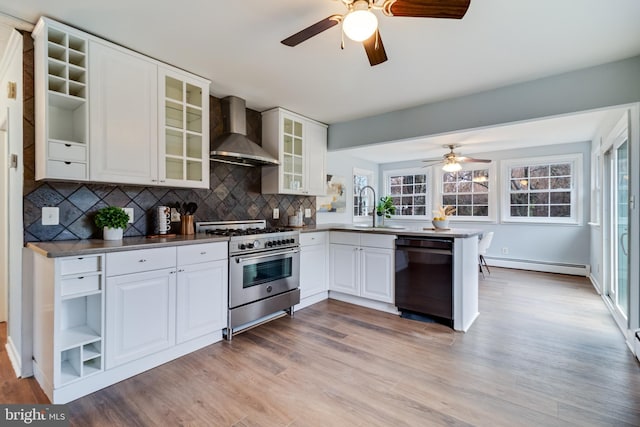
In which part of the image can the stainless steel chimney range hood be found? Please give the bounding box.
[210,96,279,167]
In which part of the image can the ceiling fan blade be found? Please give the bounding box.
[457,157,491,163]
[281,15,342,47]
[363,29,388,66]
[383,0,471,19]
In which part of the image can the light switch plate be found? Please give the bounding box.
[273,208,279,219]
[123,208,134,223]
[42,207,59,225]
[305,208,311,218]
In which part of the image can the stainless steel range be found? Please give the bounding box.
[195,220,300,340]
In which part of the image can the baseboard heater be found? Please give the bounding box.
[485,257,589,276]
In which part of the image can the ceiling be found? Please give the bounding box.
[0,1,638,163]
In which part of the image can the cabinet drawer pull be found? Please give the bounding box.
[78,276,84,279]
[200,251,206,255]
[64,161,71,165]
[138,259,147,263]
[64,143,71,147]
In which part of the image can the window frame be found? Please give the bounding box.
[433,162,497,223]
[383,168,432,219]
[501,154,583,225]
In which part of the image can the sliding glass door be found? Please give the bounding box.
[604,135,629,323]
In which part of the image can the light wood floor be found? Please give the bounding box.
[3,268,640,426]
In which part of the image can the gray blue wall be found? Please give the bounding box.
[329,55,640,150]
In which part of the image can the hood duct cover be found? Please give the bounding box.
[210,96,279,167]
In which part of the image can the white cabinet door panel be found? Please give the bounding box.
[361,248,394,303]
[89,41,158,185]
[106,268,176,369]
[305,122,327,196]
[329,244,359,296]
[300,243,327,299]
[176,260,227,344]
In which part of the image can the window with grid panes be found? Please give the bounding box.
[387,172,430,216]
[508,161,576,219]
[441,168,490,217]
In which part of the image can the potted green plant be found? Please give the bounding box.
[95,206,130,240]
[376,196,396,225]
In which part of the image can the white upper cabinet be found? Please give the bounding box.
[158,69,209,188]
[89,41,158,184]
[261,108,327,195]
[33,17,210,188]
[33,19,89,181]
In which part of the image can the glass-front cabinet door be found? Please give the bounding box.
[159,69,210,188]
[282,116,304,192]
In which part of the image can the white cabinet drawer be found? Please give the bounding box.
[61,275,101,297]
[360,233,396,249]
[47,160,87,180]
[177,242,227,266]
[107,247,176,277]
[300,232,327,247]
[59,255,102,276]
[48,141,87,162]
[329,231,359,246]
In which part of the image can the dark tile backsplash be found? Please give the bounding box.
[22,37,315,242]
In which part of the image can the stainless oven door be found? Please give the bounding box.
[229,248,300,309]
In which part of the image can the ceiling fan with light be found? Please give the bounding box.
[281,0,471,66]
[422,144,491,172]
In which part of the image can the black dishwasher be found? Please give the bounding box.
[395,237,453,325]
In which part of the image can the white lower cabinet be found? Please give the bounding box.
[299,232,329,300]
[106,267,177,369]
[329,232,395,303]
[176,244,227,343]
[31,251,106,402]
[31,241,227,403]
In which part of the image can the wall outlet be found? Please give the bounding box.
[305,208,311,218]
[273,208,279,219]
[123,208,134,223]
[501,247,509,255]
[41,207,59,225]
[170,208,181,222]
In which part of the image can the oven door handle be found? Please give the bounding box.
[235,248,300,264]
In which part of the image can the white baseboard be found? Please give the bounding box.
[328,291,399,314]
[5,336,21,378]
[485,257,589,276]
[588,275,602,295]
[296,291,328,311]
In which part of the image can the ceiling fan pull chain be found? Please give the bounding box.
[341,25,345,49]
[375,29,380,49]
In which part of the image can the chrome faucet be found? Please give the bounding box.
[359,185,376,228]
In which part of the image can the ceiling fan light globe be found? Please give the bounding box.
[442,162,462,172]
[343,10,378,42]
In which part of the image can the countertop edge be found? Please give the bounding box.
[300,224,483,238]
[26,235,230,258]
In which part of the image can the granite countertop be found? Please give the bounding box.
[300,223,483,238]
[26,234,229,258]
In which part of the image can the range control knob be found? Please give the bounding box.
[252,240,260,249]
[266,241,273,247]
[246,242,254,249]
[239,243,246,250]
